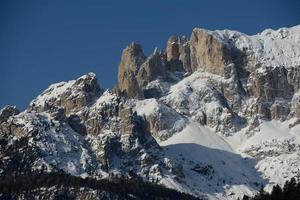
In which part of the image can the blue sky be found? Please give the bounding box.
[1,0,300,110]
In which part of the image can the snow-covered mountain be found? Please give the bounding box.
[1,25,300,200]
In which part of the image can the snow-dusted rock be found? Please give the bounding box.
[29,72,101,114]
[0,105,20,124]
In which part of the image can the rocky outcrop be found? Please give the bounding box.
[116,29,242,100]
[248,66,293,102]
[270,101,290,120]
[166,36,191,72]
[246,66,293,119]
[189,28,232,75]
[117,43,146,99]
[137,49,168,87]
[245,67,290,120]
[0,105,20,124]
[134,99,188,141]
[119,107,136,136]
[29,73,101,115]
[117,43,171,99]
[287,66,300,122]
[287,66,300,91]
[67,114,87,135]
[289,91,300,119]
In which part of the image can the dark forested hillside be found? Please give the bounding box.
[0,171,200,200]
[242,177,300,200]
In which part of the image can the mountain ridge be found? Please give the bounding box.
[1,24,300,200]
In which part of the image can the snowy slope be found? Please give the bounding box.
[157,123,263,199]
[160,123,232,152]
[2,111,104,178]
[226,120,300,192]
[206,25,300,68]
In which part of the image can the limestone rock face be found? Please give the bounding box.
[119,107,136,136]
[137,49,168,87]
[117,43,171,99]
[0,105,20,124]
[83,91,120,135]
[287,66,300,91]
[246,66,293,120]
[166,36,191,72]
[289,91,300,119]
[190,28,232,75]
[270,101,290,120]
[248,66,293,102]
[117,43,146,99]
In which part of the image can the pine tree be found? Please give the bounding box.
[270,184,282,200]
[242,195,250,200]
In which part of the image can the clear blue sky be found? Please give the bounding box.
[1,0,300,110]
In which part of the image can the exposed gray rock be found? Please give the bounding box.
[0,105,20,124]
[289,91,300,119]
[247,66,293,102]
[67,114,87,135]
[246,66,293,120]
[137,49,168,88]
[119,107,136,136]
[287,66,300,91]
[166,36,191,72]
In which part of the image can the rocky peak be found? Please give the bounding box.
[74,72,100,94]
[118,42,146,73]
[29,72,101,115]
[166,36,191,72]
[137,48,168,87]
[117,43,170,99]
[117,42,146,99]
[116,28,238,101]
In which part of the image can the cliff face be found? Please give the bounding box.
[116,25,300,129]
[1,25,300,200]
[166,36,191,72]
[117,43,146,99]
[190,28,232,75]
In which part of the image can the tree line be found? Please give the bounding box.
[0,171,201,200]
[242,177,300,200]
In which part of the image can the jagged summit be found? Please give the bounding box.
[29,72,101,114]
[1,25,300,200]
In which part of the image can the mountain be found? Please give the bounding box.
[1,25,300,200]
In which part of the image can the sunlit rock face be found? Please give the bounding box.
[190,28,232,75]
[166,35,191,72]
[117,43,146,99]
